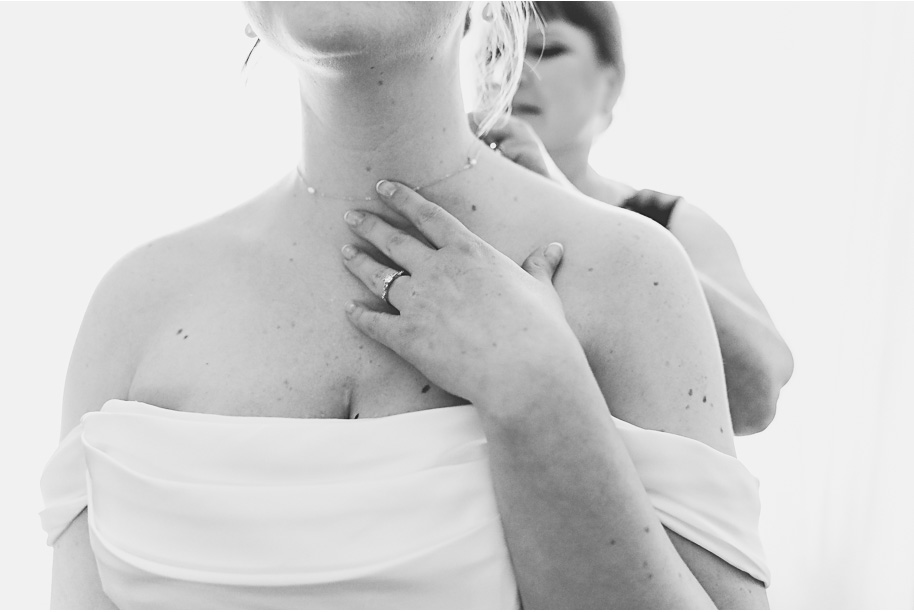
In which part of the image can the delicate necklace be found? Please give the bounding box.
[296,142,483,202]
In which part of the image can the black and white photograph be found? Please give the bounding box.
[1,1,912,608]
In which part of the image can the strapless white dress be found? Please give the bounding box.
[40,400,770,609]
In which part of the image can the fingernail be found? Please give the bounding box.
[376,180,397,197]
[545,242,564,260]
[341,244,357,259]
[345,301,358,315]
[344,210,364,226]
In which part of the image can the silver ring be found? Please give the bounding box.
[380,269,408,306]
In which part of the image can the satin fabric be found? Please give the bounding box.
[41,400,770,609]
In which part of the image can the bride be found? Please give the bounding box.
[42,2,769,608]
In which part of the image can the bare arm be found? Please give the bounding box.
[51,511,117,609]
[669,201,794,434]
[50,245,161,608]
[475,221,768,608]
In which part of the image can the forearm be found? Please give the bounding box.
[698,274,794,435]
[474,355,715,609]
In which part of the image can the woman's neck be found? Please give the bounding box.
[295,38,477,204]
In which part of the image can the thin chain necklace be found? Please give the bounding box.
[296,141,484,202]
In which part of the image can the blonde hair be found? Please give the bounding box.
[471,1,535,136]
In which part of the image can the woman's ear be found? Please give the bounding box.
[595,65,624,133]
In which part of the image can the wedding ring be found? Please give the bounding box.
[380,270,408,306]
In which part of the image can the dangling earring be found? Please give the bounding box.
[482,2,495,22]
[243,24,261,73]
[243,38,261,71]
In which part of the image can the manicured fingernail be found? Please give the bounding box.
[345,301,358,314]
[545,242,564,259]
[344,210,364,226]
[341,244,357,259]
[376,180,397,197]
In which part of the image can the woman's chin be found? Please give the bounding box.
[247,2,464,62]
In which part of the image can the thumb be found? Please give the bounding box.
[521,242,564,284]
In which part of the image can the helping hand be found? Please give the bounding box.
[341,180,579,407]
[469,112,576,189]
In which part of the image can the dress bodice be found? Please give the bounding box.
[40,400,770,609]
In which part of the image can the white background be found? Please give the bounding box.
[1,2,912,608]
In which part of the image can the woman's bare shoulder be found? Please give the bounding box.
[58,203,254,436]
[492,168,735,453]
[496,164,687,277]
[87,206,250,321]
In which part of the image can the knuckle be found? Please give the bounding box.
[416,204,441,228]
[452,238,482,258]
[384,230,409,252]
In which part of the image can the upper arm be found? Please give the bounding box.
[582,212,734,453]
[60,263,140,439]
[60,240,172,437]
[580,213,767,603]
[52,244,166,606]
[51,510,117,609]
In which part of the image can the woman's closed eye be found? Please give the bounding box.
[526,45,568,60]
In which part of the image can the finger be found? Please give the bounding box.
[375,180,470,249]
[344,208,432,269]
[521,242,564,284]
[341,244,412,307]
[345,300,403,352]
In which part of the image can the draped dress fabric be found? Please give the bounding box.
[41,400,771,609]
